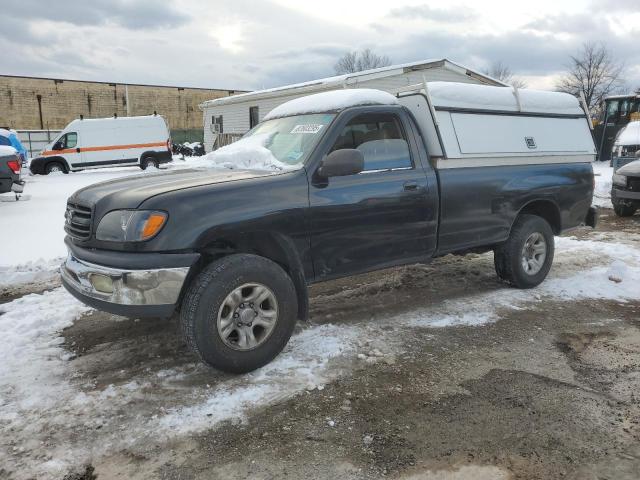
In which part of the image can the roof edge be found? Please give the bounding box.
[200,58,510,110]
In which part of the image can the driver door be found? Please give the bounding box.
[307,108,438,280]
[52,132,80,167]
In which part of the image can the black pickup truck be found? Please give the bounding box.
[61,85,597,373]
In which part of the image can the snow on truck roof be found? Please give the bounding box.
[262,83,585,120]
[426,82,585,116]
[263,89,399,120]
[0,145,17,156]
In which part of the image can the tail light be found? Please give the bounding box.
[7,159,20,175]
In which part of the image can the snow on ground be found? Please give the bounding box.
[0,157,221,270]
[1,230,639,478]
[592,161,613,208]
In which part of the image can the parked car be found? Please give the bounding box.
[29,115,172,175]
[612,154,640,217]
[610,120,640,170]
[0,145,25,197]
[60,84,597,373]
[0,128,28,165]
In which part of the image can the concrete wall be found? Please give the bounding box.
[0,75,243,137]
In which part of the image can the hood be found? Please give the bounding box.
[617,159,640,177]
[69,168,275,209]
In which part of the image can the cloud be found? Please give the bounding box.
[388,4,474,22]
[1,0,639,93]
[593,0,640,11]
[1,0,189,29]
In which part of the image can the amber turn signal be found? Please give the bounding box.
[141,213,167,240]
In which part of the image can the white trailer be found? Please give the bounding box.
[200,59,507,152]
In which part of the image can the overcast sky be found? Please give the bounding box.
[1,0,638,92]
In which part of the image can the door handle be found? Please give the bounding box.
[403,181,419,191]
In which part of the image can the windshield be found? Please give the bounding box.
[243,113,335,166]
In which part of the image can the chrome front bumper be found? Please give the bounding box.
[61,253,190,308]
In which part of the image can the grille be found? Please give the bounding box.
[629,178,640,192]
[64,201,93,240]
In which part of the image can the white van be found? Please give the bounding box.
[29,115,172,175]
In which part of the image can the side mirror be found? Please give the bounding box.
[317,149,364,178]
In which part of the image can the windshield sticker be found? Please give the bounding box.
[290,124,324,134]
[287,151,304,161]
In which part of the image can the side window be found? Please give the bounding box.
[606,100,619,122]
[330,113,412,171]
[65,132,77,148]
[249,106,259,129]
[54,132,77,150]
[212,115,223,133]
[620,99,630,118]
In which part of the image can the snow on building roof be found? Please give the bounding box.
[201,59,507,109]
[615,121,640,146]
[263,89,399,120]
[426,81,585,116]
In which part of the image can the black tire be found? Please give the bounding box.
[180,254,298,373]
[45,161,66,174]
[140,156,158,170]
[494,214,555,289]
[613,201,637,217]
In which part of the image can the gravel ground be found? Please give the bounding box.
[2,210,639,480]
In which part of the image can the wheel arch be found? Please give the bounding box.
[191,231,309,321]
[139,150,159,163]
[35,156,70,174]
[513,199,562,235]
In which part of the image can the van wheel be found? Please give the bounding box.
[45,162,66,174]
[180,254,298,373]
[613,201,637,217]
[494,214,554,289]
[140,156,158,170]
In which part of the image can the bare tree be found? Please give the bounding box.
[556,42,625,113]
[334,48,391,74]
[482,61,527,88]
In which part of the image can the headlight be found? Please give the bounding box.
[612,173,627,187]
[96,210,167,242]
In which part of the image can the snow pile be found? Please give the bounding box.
[0,289,90,416]
[183,133,300,171]
[0,258,62,289]
[615,120,640,146]
[592,161,614,208]
[264,88,399,120]
[427,81,583,115]
[158,324,359,434]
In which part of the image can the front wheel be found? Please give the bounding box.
[140,156,158,170]
[180,254,298,373]
[45,161,66,174]
[613,201,637,217]
[494,214,555,289]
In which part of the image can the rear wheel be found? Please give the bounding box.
[613,201,637,217]
[45,161,66,174]
[180,254,298,373]
[140,156,158,170]
[494,214,555,289]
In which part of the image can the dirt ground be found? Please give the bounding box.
[3,210,640,480]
